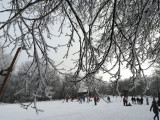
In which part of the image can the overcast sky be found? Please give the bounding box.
[1,20,154,81]
[0,1,155,82]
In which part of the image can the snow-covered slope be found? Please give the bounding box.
[0,96,158,120]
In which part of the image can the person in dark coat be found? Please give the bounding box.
[150,98,160,120]
[141,97,144,105]
[123,97,126,106]
[131,96,134,104]
[94,97,97,105]
[133,97,136,104]
[146,97,149,105]
[107,96,111,102]
[137,97,140,104]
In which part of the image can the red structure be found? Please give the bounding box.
[0,47,22,95]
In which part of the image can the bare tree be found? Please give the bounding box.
[0,0,160,107]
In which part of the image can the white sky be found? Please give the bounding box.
[13,34,154,82]
[1,21,154,82]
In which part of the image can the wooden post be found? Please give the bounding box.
[0,47,21,95]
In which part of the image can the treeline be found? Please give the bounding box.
[98,77,160,97]
[0,48,160,103]
[0,62,79,103]
[1,65,159,103]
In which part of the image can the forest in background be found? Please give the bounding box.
[0,47,160,103]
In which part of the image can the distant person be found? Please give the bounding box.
[131,96,134,104]
[66,96,69,102]
[131,96,136,104]
[126,102,132,106]
[123,97,126,106]
[146,97,149,105]
[71,96,74,102]
[79,96,84,104]
[150,98,160,120]
[79,98,82,104]
[77,97,80,102]
[79,99,82,104]
[82,96,85,102]
[140,97,143,105]
[87,97,89,102]
[80,96,84,103]
[135,97,137,104]
[128,102,132,106]
[94,97,97,105]
[107,96,111,102]
[131,96,135,104]
[125,97,128,105]
[97,96,100,102]
[137,97,140,104]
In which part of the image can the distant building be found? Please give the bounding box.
[78,86,88,96]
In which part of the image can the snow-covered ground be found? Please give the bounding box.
[0,96,159,120]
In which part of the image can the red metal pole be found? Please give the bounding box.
[0,47,21,95]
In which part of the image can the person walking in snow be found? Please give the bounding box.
[131,96,134,104]
[83,96,85,102]
[79,97,82,104]
[94,97,97,105]
[140,97,143,105]
[146,97,149,105]
[125,97,128,105]
[133,97,136,104]
[107,96,111,102]
[97,96,100,102]
[137,97,140,104]
[66,96,69,102]
[123,97,126,106]
[150,98,160,120]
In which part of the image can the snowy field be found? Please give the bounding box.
[0,96,159,120]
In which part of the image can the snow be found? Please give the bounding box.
[78,87,88,93]
[0,96,159,120]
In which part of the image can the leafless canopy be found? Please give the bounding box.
[0,0,160,96]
